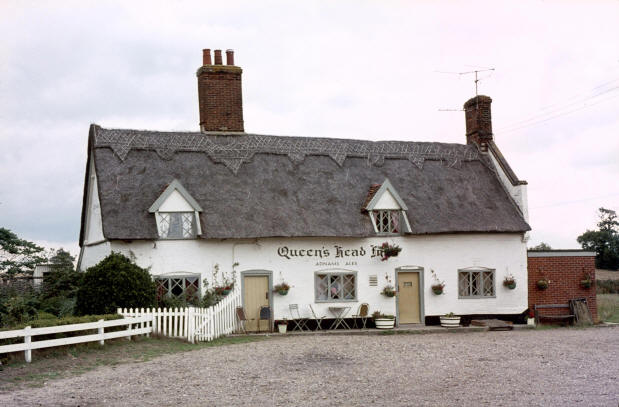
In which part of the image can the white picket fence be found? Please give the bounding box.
[118,286,242,343]
[0,315,153,363]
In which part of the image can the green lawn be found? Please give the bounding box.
[598,294,619,323]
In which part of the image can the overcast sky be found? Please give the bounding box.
[1,0,618,259]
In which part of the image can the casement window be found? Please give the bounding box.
[458,268,495,298]
[149,179,203,240]
[155,275,200,302]
[373,210,401,234]
[157,212,196,239]
[315,272,357,302]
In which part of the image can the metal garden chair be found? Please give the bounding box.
[289,304,308,331]
[309,304,326,330]
[259,305,272,332]
[352,303,369,329]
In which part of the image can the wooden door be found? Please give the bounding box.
[243,275,269,332]
[397,272,421,324]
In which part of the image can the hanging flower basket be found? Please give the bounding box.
[580,270,593,289]
[381,285,396,297]
[503,275,516,290]
[537,279,549,290]
[431,284,444,295]
[273,282,290,296]
[215,286,232,296]
[580,279,592,289]
[380,242,402,261]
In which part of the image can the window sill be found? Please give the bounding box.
[315,299,358,303]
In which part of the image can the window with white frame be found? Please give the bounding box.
[373,210,401,234]
[458,268,495,298]
[155,275,200,302]
[315,272,356,301]
[157,212,196,239]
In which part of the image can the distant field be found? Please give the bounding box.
[598,294,619,323]
[597,269,619,280]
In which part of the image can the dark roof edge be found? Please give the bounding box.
[528,249,596,257]
[488,140,527,186]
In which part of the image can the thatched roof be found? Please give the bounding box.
[80,125,530,243]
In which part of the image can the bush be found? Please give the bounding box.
[75,253,156,315]
[0,294,40,327]
[596,279,619,294]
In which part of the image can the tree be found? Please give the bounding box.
[529,242,552,251]
[577,207,619,270]
[0,228,45,276]
[39,249,82,317]
[75,252,156,315]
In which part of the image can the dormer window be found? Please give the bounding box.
[149,180,203,239]
[363,179,412,235]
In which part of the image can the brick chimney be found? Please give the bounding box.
[464,95,492,151]
[197,48,244,132]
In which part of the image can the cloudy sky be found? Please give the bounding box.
[1,0,618,258]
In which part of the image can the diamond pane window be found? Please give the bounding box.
[373,210,400,234]
[155,275,200,303]
[315,272,357,302]
[158,212,196,239]
[458,269,495,298]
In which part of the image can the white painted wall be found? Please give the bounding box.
[79,241,112,271]
[374,190,401,210]
[158,189,195,212]
[488,150,529,222]
[84,160,105,244]
[104,233,527,321]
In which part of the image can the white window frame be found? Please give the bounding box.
[371,209,402,235]
[458,267,496,299]
[156,211,197,239]
[314,271,358,303]
[149,179,203,239]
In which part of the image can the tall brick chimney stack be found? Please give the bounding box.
[197,48,244,132]
[464,95,493,152]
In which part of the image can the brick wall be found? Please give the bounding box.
[527,252,597,321]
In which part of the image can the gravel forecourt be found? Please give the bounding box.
[1,327,617,406]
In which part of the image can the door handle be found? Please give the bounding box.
[265,292,269,300]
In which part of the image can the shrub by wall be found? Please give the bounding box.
[75,253,156,315]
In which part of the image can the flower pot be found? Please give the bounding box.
[383,291,396,298]
[580,280,592,289]
[504,282,516,290]
[374,318,395,329]
[222,289,231,296]
[537,280,549,290]
[440,316,461,328]
[527,317,535,326]
[432,287,443,295]
[277,323,287,334]
[278,289,289,296]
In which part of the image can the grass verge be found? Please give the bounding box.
[598,294,619,323]
[0,335,266,390]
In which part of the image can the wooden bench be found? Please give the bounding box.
[534,304,575,325]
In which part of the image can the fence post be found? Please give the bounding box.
[126,318,132,341]
[24,326,32,363]
[98,319,105,345]
[188,307,195,344]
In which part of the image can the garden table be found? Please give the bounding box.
[328,306,351,329]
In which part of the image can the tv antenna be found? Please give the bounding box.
[434,66,495,96]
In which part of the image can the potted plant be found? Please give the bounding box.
[273,282,290,296]
[537,278,549,290]
[381,284,396,297]
[276,319,288,334]
[430,269,444,295]
[380,242,402,261]
[372,311,395,329]
[214,285,232,296]
[580,271,592,289]
[503,274,516,290]
[440,312,460,327]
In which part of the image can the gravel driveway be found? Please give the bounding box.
[1,327,617,406]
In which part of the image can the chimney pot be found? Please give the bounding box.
[214,49,223,65]
[464,95,493,151]
[202,49,212,65]
[226,49,234,66]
